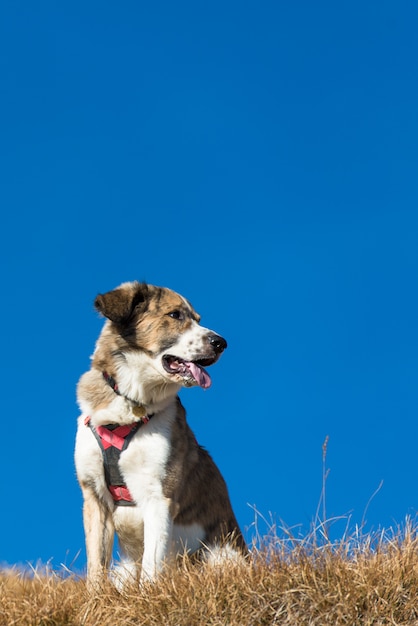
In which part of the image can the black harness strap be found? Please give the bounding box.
[86,419,152,506]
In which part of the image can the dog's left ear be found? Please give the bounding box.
[94,282,149,324]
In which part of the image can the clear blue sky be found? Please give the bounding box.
[1,1,417,570]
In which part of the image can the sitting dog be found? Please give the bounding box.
[75,281,246,589]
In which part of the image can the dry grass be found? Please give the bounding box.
[1,520,418,626]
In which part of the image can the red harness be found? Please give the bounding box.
[84,415,151,505]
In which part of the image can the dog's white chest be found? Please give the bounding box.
[117,411,174,506]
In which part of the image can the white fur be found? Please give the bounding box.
[117,408,175,581]
[115,351,180,410]
[75,415,114,509]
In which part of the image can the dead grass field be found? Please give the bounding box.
[1,519,418,626]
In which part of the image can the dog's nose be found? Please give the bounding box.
[208,333,227,353]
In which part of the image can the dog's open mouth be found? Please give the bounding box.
[162,355,213,389]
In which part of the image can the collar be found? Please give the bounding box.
[102,371,152,419]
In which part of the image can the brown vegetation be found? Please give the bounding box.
[1,520,418,626]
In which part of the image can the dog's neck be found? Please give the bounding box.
[82,369,177,428]
[101,361,180,417]
[102,371,148,417]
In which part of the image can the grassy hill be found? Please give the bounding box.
[1,520,417,625]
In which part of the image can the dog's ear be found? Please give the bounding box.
[94,282,149,324]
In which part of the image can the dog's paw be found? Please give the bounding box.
[110,561,138,593]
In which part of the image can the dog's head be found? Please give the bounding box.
[92,281,227,391]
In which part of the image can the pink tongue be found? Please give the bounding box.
[186,362,212,389]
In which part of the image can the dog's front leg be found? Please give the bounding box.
[140,497,173,583]
[81,484,114,592]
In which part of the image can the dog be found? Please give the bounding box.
[75,281,246,589]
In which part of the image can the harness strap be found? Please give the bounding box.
[109,485,134,503]
[95,423,143,451]
[85,416,151,506]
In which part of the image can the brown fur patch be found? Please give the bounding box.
[92,282,200,363]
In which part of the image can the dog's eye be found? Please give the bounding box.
[168,310,183,320]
